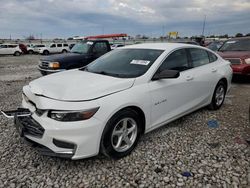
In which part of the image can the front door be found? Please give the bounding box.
[149,48,196,128]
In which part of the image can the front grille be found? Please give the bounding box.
[225,58,242,65]
[17,116,45,138]
[39,61,49,69]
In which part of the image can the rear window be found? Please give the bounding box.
[57,44,62,47]
[8,45,17,48]
[189,48,210,67]
[207,51,218,62]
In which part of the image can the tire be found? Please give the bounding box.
[208,80,226,110]
[28,50,34,54]
[101,109,142,159]
[62,49,67,53]
[43,50,49,55]
[14,51,21,56]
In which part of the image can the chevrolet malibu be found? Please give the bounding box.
[5,43,232,160]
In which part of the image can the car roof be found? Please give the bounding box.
[123,42,199,51]
[1,43,18,45]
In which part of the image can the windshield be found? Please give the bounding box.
[71,42,92,54]
[83,48,163,78]
[207,41,223,51]
[219,39,250,52]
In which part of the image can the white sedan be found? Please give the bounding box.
[9,43,233,159]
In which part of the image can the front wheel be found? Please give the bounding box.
[14,51,21,56]
[101,109,142,159]
[208,81,226,110]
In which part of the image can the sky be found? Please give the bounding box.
[0,0,250,39]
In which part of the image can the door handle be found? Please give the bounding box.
[186,75,193,81]
[211,68,217,72]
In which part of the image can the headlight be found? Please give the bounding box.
[49,62,60,69]
[48,107,99,121]
[245,58,250,64]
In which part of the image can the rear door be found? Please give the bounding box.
[56,44,62,53]
[8,45,17,54]
[187,48,220,105]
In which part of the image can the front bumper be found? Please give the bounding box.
[14,115,74,159]
[38,67,65,75]
[14,110,103,160]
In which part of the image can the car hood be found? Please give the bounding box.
[217,51,250,59]
[40,53,87,63]
[29,70,135,101]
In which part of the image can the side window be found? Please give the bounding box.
[189,48,210,67]
[50,44,56,48]
[93,42,108,55]
[207,51,218,62]
[57,44,62,47]
[158,49,189,72]
[8,45,17,48]
[63,44,68,47]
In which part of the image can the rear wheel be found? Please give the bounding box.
[101,109,142,159]
[14,51,21,56]
[62,49,67,53]
[43,50,49,55]
[208,81,226,110]
[28,50,34,54]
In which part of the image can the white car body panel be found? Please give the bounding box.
[29,70,135,101]
[0,44,22,55]
[19,43,232,159]
[38,43,69,54]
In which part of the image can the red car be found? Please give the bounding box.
[217,37,250,75]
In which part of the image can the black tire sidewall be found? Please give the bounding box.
[101,109,142,159]
[43,50,49,55]
[14,51,20,56]
[210,81,226,110]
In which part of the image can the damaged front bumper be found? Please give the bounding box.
[1,108,75,159]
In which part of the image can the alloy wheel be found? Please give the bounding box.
[111,118,138,152]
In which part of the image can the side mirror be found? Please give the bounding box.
[152,70,180,80]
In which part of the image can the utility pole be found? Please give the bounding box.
[202,15,206,36]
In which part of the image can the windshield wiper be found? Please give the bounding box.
[94,71,126,78]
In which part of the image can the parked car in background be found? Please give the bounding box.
[207,41,223,51]
[38,40,111,75]
[7,43,232,160]
[33,44,46,54]
[69,43,75,50]
[19,44,28,54]
[0,44,22,56]
[178,41,199,45]
[26,44,36,54]
[111,44,125,50]
[37,43,69,55]
[217,37,250,76]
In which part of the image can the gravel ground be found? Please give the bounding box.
[0,55,250,188]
